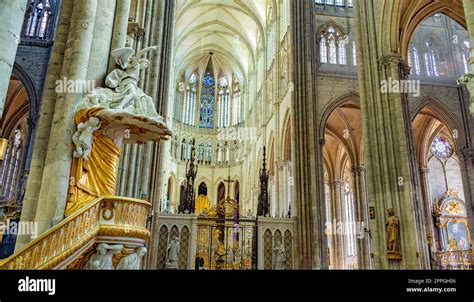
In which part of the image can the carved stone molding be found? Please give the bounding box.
[351,165,366,175]
[377,53,403,69]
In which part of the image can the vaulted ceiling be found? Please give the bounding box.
[174,0,268,84]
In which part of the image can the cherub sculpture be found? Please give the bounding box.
[81,46,163,122]
[72,116,101,160]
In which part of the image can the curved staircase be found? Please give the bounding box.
[0,196,151,269]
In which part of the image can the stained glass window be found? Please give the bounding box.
[320,37,327,63]
[23,0,54,39]
[315,0,353,7]
[319,26,346,65]
[431,137,453,158]
[463,40,471,74]
[232,80,241,125]
[413,48,421,75]
[206,142,212,163]
[200,71,215,128]
[352,41,357,66]
[343,178,355,257]
[329,37,337,64]
[182,74,197,125]
[0,129,23,200]
[424,42,439,77]
[218,76,230,128]
[463,53,469,74]
[338,39,346,65]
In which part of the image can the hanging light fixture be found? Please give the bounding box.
[0,138,8,160]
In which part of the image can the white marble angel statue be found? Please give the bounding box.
[72,116,101,160]
[85,243,123,270]
[81,46,163,122]
[116,247,147,270]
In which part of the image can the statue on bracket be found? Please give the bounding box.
[82,47,164,122]
[166,236,180,269]
[273,240,286,270]
[66,46,172,216]
[386,208,402,260]
[85,243,123,270]
[72,116,101,160]
[116,247,147,270]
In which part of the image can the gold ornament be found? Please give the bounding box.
[66,108,120,216]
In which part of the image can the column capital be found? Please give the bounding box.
[398,61,411,80]
[329,180,343,187]
[377,53,403,69]
[351,165,366,174]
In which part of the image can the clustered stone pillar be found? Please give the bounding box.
[144,0,177,269]
[353,0,425,269]
[461,0,474,113]
[17,0,118,249]
[17,0,75,249]
[108,0,131,73]
[0,0,28,118]
[33,0,99,235]
[290,0,327,269]
[418,167,436,250]
[87,0,116,85]
[351,165,372,269]
[328,180,343,268]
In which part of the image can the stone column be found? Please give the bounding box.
[354,0,423,269]
[107,0,131,73]
[143,0,176,269]
[290,0,326,269]
[458,147,474,242]
[456,0,474,240]
[87,0,116,85]
[460,0,474,113]
[280,160,292,217]
[17,0,74,250]
[329,180,344,269]
[33,0,99,234]
[418,167,436,249]
[351,165,372,269]
[0,0,28,118]
[399,61,430,269]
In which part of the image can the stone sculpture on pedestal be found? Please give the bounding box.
[66,46,172,216]
[166,236,180,269]
[86,243,123,270]
[273,241,286,270]
[116,247,147,270]
[386,208,402,260]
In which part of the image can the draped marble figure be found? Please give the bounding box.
[81,47,163,122]
[66,46,171,216]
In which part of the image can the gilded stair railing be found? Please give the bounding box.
[0,196,151,270]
